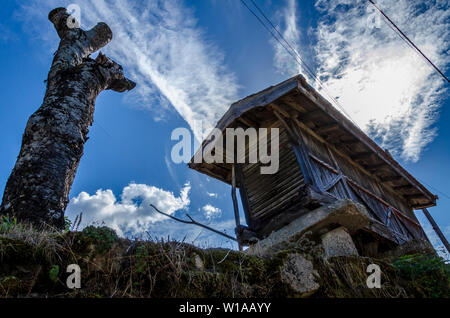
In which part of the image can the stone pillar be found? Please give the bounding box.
[321,226,359,258]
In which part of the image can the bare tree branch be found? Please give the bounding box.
[150,204,237,242]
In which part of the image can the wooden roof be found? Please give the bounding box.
[189,75,437,209]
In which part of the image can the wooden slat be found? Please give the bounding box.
[366,163,388,171]
[252,185,303,218]
[403,193,424,200]
[246,174,303,201]
[380,175,402,182]
[351,152,373,161]
[250,176,303,215]
[245,167,302,197]
[316,123,340,135]
[393,184,414,191]
[243,152,298,186]
[245,157,303,198]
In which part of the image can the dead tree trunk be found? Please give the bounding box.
[0,8,135,229]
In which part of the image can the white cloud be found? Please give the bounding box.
[272,0,304,77]
[202,204,222,220]
[206,192,218,198]
[18,0,239,139]
[66,182,191,237]
[67,183,237,247]
[272,0,449,162]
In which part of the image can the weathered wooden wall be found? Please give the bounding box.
[297,123,425,242]
[240,122,306,235]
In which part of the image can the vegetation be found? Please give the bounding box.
[0,220,448,298]
[393,254,449,298]
[80,226,119,254]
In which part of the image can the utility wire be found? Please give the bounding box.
[248,0,318,90]
[241,0,361,129]
[368,0,449,83]
[416,178,450,201]
[240,0,450,205]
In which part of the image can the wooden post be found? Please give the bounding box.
[291,120,321,188]
[291,144,313,186]
[422,208,450,253]
[231,164,243,251]
[385,208,393,227]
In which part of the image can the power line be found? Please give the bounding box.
[240,0,450,204]
[368,0,449,83]
[416,178,450,201]
[248,0,318,89]
[240,0,361,129]
[238,0,298,69]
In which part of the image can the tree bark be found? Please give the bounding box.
[0,8,135,229]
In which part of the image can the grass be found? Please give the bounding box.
[0,218,448,298]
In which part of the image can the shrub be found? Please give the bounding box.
[393,254,450,298]
[81,226,119,254]
[0,215,18,233]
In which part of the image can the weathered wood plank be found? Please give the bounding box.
[380,175,402,182]
[316,123,340,135]
[231,165,243,251]
[351,152,373,161]
[248,178,305,213]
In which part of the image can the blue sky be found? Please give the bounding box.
[0,0,449,257]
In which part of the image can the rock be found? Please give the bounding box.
[246,199,370,257]
[280,254,319,297]
[194,254,204,271]
[321,226,359,258]
[380,239,436,260]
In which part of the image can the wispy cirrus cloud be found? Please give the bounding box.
[272,0,449,162]
[18,0,239,138]
[271,0,303,77]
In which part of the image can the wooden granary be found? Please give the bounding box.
[189,75,440,252]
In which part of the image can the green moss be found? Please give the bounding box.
[134,244,150,274]
[80,226,119,254]
[0,215,18,233]
[49,265,59,283]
